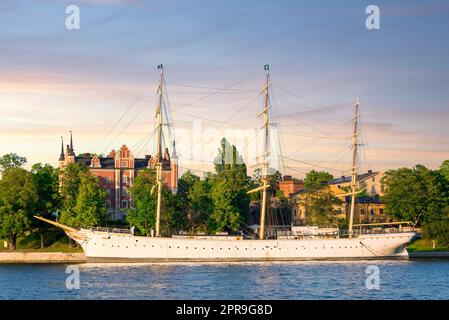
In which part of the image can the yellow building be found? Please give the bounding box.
[291,170,392,226]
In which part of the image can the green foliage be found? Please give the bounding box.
[0,153,27,173]
[31,163,60,224]
[59,163,88,216]
[210,179,242,232]
[59,163,106,228]
[0,168,38,250]
[381,165,449,223]
[208,138,250,233]
[70,173,107,228]
[422,219,449,247]
[214,138,248,184]
[304,187,339,226]
[304,170,334,190]
[126,169,157,235]
[440,160,449,183]
[253,168,283,195]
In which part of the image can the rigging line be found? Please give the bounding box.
[281,132,348,140]
[172,74,258,112]
[175,183,215,215]
[169,91,251,95]
[131,127,158,150]
[192,125,260,174]
[173,110,253,130]
[101,101,151,155]
[283,166,310,175]
[322,147,353,174]
[280,117,350,127]
[170,83,257,92]
[178,93,262,160]
[135,129,158,157]
[285,118,352,157]
[94,82,153,153]
[277,96,353,115]
[282,156,346,173]
[273,84,350,117]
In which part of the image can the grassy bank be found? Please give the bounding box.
[408,239,448,252]
[1,230,83,253]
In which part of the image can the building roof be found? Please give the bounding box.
[327,170,378,185]
[74,156,150,169]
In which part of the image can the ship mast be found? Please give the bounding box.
[155,64,164,237]
[348,98,360,238]
[248,65,271,240]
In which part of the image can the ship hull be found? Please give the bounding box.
[71,229,416,262]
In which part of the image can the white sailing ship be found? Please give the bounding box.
[36,64,417,262]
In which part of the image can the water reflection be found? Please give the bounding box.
[1,260,448,299]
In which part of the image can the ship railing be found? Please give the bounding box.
[91,227,131,234]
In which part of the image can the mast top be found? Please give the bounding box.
[264,64,269,72]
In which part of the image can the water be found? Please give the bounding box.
[1,260,448,299]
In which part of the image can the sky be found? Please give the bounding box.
[1,0,449,178]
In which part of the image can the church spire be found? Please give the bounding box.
[171,140,178,160]
[59,136,65,161]
[69,131,74,156]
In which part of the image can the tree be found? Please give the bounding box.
[303,187,339,226]
[176,171,211,232]
[59,163,106,228]
[304,170,334,190]
[208,138,250,233]
[69,173,107,228]
[381,165,449,223]
[127,169,157,235]
[59,163,88,224]
[214,138,248,184]
[31,163,61,248]
[189,178,213,232]
[0,153,27,173]
[31,163,60,217]
[440,160,449,183]
[210,179,242,233]
[0,168,38,250]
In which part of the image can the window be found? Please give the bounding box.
[122,176,128,184]
[106,189,111,196]
[122,161,127,167]
[122,188,127,195]
[380,208,384,215]
[121,200,128,209]
[106,201,111,209]
[370,209,374,215]
[106,177,111,183]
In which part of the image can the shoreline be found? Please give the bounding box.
[408,251,449,259]
[0,252,86,264]
[1,251,449,264]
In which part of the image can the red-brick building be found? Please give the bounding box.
[59,133,178,221]
[279,175,304,198]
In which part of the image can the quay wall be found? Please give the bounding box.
[0,252,86,264]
